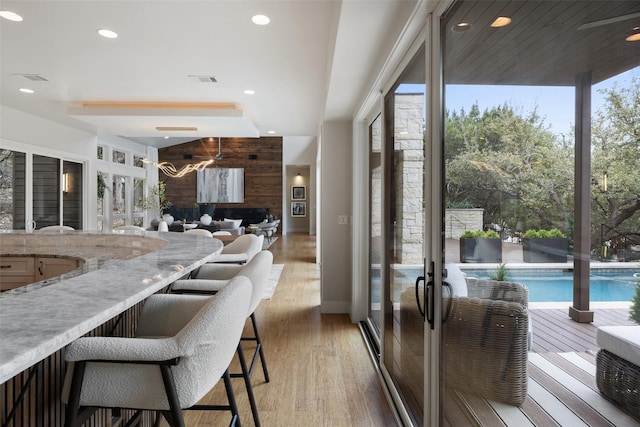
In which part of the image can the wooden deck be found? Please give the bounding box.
[445,308,639,426]
[530,307,635,353]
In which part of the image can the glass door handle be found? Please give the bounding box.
[415,275,425,319]
[442,282,453,323]
[425,281,435,329]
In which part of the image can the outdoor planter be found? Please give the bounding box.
[459,237,502,263]
[522,237,568,263]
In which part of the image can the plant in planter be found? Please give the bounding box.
[143,182,172,219]
[459,229,502,263]
[522,228,568,263]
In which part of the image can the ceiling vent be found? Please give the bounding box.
[13,73,49,81]
[155,126,198,132]
[188,75,218,83]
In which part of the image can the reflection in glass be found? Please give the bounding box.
[369,114,383,335]
[33,155,60,228]
[112,175,126,215]
[133,155,145,168]
[97,172,107,216]
[63,161,83,230]
[383,46,426,426]
[112,150,126,164]
[134,178,145,213]
[0,149,25,230]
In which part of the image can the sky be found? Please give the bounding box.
[444,67,639,137]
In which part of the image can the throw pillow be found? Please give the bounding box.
[218,220,236,230]
[224,218,243,228]
[444,263,468,297]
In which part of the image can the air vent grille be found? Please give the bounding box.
[188,75,217,83]
[13,73,49,81]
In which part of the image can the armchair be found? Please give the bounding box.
[444,289,529,406]
[212,234,263,264]
[400,271,530,407]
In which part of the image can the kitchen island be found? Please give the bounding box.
[0,230,223,426]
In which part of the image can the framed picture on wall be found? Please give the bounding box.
[291,185,306,200]
[291,201,306,217]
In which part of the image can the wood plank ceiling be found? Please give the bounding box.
[443,1,640,86]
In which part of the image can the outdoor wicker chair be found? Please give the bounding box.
[400,276,530,406]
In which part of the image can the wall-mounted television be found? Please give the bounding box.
[197,168,245,203]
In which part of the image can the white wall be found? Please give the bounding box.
[0,106,156,230]
[319,120,352,313]
[283,136,317,235]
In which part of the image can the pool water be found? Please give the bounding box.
[461,269,639,302]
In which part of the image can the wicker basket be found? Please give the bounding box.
[596,349,640,420]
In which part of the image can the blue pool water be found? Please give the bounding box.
[461,269,639,302]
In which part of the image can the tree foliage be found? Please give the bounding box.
[445,103,572,236]
[590,77,640,250]
[445,77,640,253]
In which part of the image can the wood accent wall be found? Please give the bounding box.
[158,137,283,220]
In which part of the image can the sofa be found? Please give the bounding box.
[213,207,270,227]
[212,218,245,236]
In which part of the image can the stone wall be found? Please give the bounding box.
[444,208,483,239]
[395,94,424,264]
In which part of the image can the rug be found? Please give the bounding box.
[263,236,278,249]
[263,264,284,299]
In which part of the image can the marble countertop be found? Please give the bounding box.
[0,230,223,384]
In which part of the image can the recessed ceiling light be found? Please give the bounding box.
[97,28,118,39]
[163,136,170,139]
[0,10,23,22]
[267,130,276,134]
[19,88,34,94]
[626,26,640,42]
[244,89,256,95]
[252,14,270,25]
[490,17,512,28]
[452,22,472,32]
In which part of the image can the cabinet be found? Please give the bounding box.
[0,257,35,291]
[0,256,82,291]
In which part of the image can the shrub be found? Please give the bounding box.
[523,228,565,238]
[489,263,509,281]
[631,279,640,325]
[460,229,500,239]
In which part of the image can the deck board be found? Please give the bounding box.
[529,308,635,353]
[452,308,639,426]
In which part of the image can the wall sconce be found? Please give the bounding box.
[62,173,71,193]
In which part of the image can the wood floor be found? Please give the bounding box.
[183,233,398,427]
[181,233,638,427]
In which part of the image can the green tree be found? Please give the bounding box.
[591,76,640,252]
[445,104,573,235]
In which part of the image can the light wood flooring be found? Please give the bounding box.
[181,233,638,427]
[183,233,398,427]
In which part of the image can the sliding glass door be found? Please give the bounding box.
[369,114,383,339]
[382,45,427,426]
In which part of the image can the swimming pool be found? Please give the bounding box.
[460,268,639,302]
